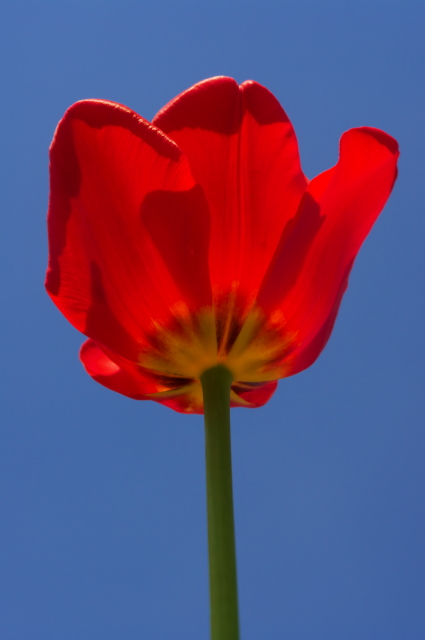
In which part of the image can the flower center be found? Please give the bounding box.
[138,300,295,386]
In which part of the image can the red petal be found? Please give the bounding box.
[80,339,154,399]
[231,380,278,408]
[80,339,199,404]
[80,339,209,414]
[80,339,277,413]
[257,127,399,373]
[153,77,308,309]
[46,100,212,362]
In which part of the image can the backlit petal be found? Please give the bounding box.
[46,100,212,362]
[257,127,399,374]
[153,77,308,313]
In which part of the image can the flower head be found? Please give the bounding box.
[46,77,399,413]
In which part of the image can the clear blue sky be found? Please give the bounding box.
[1,2,424,639]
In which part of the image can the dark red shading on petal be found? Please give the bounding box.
[46,99,212,362]
[231,380,278,408]
[64,100,182,163]
[153,77,308,307]
[243,81,289,126]
[84,262,141,360]
[140,185,211,308]
[286,259,353,375]
[257,193,324,306]
[153,77,242,135]
[257,127,399,374]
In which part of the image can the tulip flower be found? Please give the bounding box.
[46,77,399,640]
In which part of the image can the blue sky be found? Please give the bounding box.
[1,2,424,639]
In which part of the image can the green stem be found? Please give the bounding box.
[200,365,239,640]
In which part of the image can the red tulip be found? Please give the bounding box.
[46,77,399,414]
